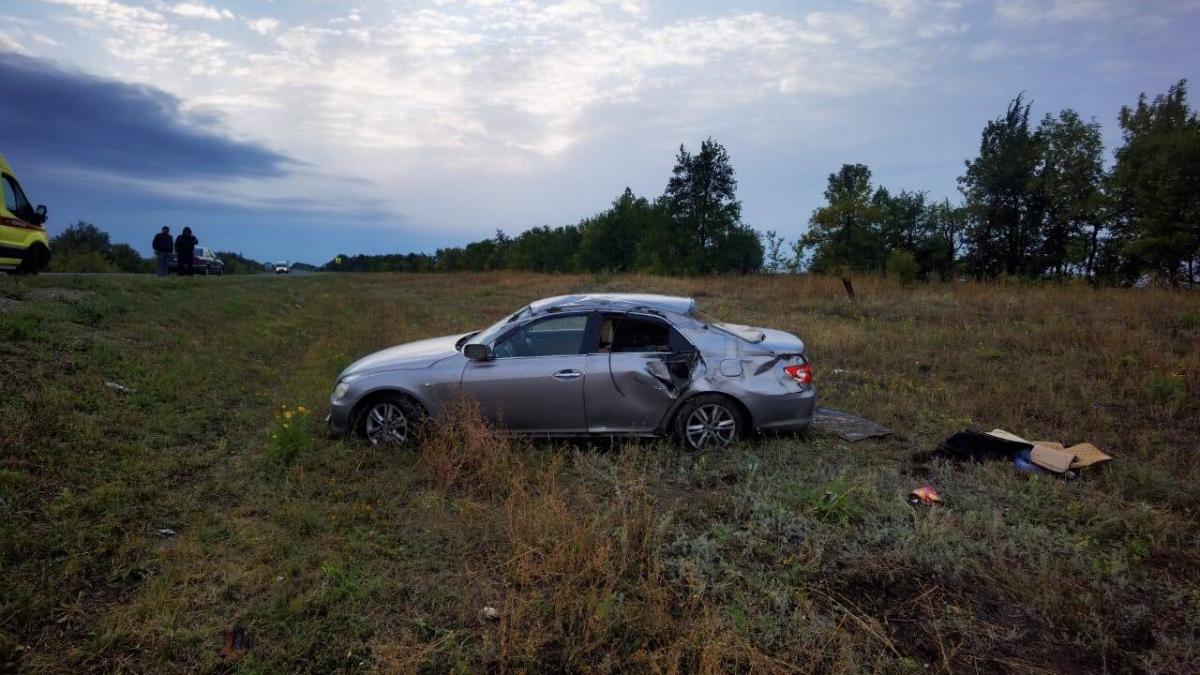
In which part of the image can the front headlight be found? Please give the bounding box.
[331,380,351,402]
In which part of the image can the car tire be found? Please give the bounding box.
[354,393,424,448]
[15,245,48,275]
[673,394,746,451]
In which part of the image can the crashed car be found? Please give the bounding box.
[327,293,815,449]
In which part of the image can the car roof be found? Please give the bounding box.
[528,293,694,317]
[0,153,14,176]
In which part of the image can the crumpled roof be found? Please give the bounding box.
[529,293,694,317]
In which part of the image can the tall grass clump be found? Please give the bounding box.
[417,396,523,497]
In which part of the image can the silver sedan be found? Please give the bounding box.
[327,293,815,450]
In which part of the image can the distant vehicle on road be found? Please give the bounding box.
[274,261,289,274]
[0,152,51,274]
[327,293,815,450]
[168,247,224,275]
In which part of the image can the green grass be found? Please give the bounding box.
[1,272,1198,673]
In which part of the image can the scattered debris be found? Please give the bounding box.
[104,381,135,394]
[275,575,284,582]
[219,626,252,661]
[908,485,942,506]
[478,606,500,622]
[156,528,176,537]
[937,428,1112,476]
[812,407,892,442]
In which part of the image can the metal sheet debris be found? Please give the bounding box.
[812,407,892,442]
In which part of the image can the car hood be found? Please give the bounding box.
[340,333,470,378]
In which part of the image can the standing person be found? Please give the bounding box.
[152,226,173,277]
[175,226,198,277]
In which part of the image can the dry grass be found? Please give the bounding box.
[1,271,1198,673]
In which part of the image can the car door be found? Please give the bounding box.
[1,174,31,265]
[459,313,592,433]
[583,314,692,434]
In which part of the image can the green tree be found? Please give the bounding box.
[1110,80,1200,286]
[762,230,791,273]
[576,188,662,272]
[1035,109,1106,278]
[49,221,148,273]
[924,199,967,281]
[660,138,760,273]
[959,94,1044,279]
[797,164,884,274]
[52,221,111,255]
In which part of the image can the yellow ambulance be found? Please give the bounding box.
[1,152,51,274]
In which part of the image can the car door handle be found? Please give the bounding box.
[552,369,582,380]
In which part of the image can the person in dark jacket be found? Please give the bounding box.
[175,227,198,276]
[152,226,173,277]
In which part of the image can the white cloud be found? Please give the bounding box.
[30,0,978,232]
[995,0,1115,23]
[171,2,232,21]
[0,30,28,54]
[246,17,280,35]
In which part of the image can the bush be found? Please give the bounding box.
[1142,372,1187,407]
[49,250,117,273]
[887,249,921,284]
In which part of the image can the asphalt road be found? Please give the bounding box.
[36,270,320,277]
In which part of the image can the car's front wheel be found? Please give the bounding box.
[355,394,423,447]
[674,394,745,450]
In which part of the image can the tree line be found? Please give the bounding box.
[327,139,764,275]
[329,80,1199,287]
[799,80,1199,286]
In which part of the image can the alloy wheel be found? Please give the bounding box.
[684,403,736,449]
[364,402,409,446]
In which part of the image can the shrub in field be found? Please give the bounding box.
[267,404,314,465]
[887,249,921,284]
[1142,372,1187,407]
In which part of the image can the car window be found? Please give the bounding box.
[3,174,30,214]
[493,314,588,358]
[597,315,691,353]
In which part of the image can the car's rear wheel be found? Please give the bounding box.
[674,394,745,450]
[355,393,423,447]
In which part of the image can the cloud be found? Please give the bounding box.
[171,2,232,21]
[0,51,290,181]
[246,17,280,35]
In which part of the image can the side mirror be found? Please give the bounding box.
[463,343,492,361]
[32,205,47,225]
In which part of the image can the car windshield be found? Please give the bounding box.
[467,305,532,348]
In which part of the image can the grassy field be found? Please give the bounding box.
[1,272,1198,673]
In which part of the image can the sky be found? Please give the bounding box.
[1,0,1197,264]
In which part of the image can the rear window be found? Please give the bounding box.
[692,308,765,343]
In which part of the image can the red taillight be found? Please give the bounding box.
[783,363,812,384]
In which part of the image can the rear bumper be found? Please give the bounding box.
[746,386,816,433]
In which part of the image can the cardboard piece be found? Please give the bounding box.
[1066,443,1112,469]
[1030,444,1076,473]
[987,429,1031,444]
